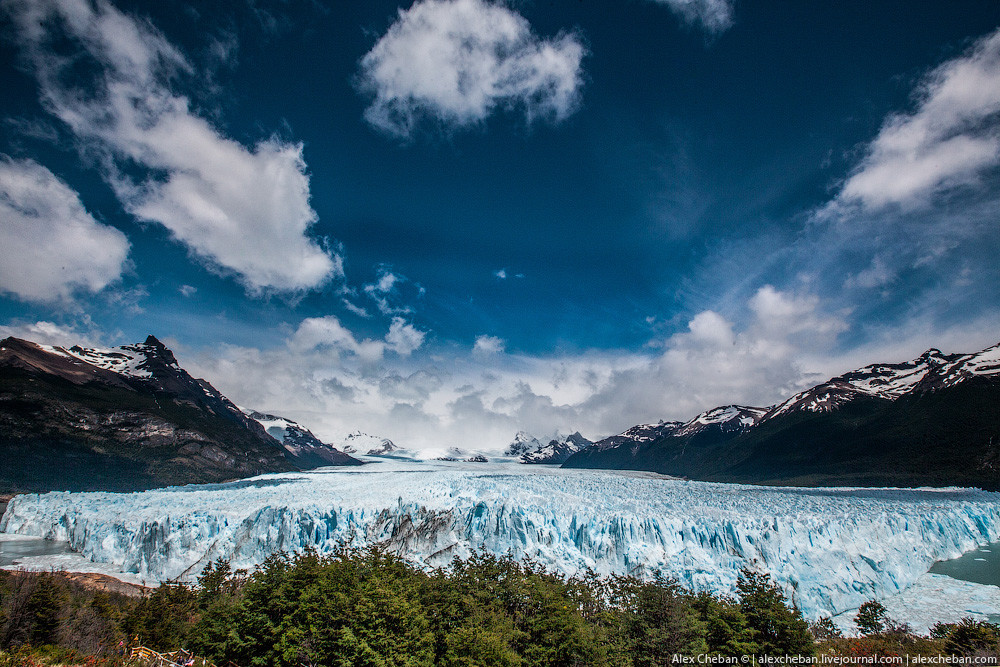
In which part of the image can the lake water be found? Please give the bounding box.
[930,541,1000,587]
[0,535,75,567]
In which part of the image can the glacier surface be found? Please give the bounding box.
[2,460,1000,621]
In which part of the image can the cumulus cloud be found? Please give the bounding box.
[0,319,100,346]
[4,0,340,293]
[287,314,425,363]
[837,29,1000,210]
[0,157,130,303]
[473,334,505,355]
[288,316,387,362]
[649,0,734,33]
[357,0,586,138]
[184,286,867,453]
[386,317,427,356]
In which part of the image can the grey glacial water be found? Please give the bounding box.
[0,535,74,567]
[930,541,1000,587]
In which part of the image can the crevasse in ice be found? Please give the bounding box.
[2,460,999,620]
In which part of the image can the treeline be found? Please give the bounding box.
[1,549,998,666]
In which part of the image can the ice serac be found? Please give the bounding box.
[3,461,999,622]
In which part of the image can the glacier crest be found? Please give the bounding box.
[3,461,999,619]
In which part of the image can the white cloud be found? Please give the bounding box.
[4,0,340,293]
[341,298,371,318]
[838,29,1000,210]
[0,157,130,303]
[473,334,505,355]
[386,317,427,356]
[649,0,734,33]
[494,269,508,280]
[288,316,386,362]
[363,268,416,315]
[357,0,586,138]
[179,284,197,297]
[184,286,859,453]
[843,257,895,290]
[0,319,100,346]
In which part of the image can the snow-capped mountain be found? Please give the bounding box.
[520,431,594,464]
[589,420,684,453]
[565,341,1000,489]
[0,335,357,493]
[673,405,770,437]
[242,410,361,469]
[331,431,396,455]
[767,349,958,418]
[363,438,400,456]
[504,431,543,457]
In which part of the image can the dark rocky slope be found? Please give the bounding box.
[0,336,359,493]
[564,343,1000,489]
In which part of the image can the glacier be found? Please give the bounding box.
[2,459,1000,621]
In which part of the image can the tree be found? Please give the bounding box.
[612,575,707,664]
[942,618,1000,656]
[854,601,888,635]
[736,568,813,657]
[691,591,757,656]
[808,617,842,642]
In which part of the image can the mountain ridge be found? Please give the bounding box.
[563,341,1000,489]
[0,335,361,493]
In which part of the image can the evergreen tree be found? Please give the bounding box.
[736,569,813,657]
[854,601,888,635]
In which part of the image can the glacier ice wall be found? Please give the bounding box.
[3,460,999,619]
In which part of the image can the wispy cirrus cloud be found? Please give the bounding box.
[3,0,341,294]
[649,0,734,34]
[357,0,587,139]
[0,157,130,303]
[683,28,1000,344]
[835,29,1000,211]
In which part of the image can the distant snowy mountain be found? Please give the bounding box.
[504,431,543,457]
[673,405,770,437]
[520,432,594,464]
[363,438,400,456]
[241,410,361,469]
[565,341,1000,489]
[329,431,395,455]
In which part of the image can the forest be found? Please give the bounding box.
[1,549,998,666]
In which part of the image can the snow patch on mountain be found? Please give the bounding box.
[3,460,999,622]
[766,344,998,419]
[675,405,769,437]
[520,432,593,464]
[504,431,543,457]
[317,431,396,456]
[36,342,174,379]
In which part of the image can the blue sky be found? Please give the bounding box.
[1,0,999,450]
